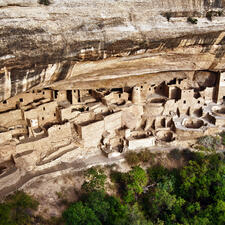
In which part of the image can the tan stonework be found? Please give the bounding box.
[0,71,224,175]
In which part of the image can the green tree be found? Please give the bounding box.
[82,167,107,192]
[127,203,153,225]
[122,166,148,203]
[0,191,38,225]
[63,202,101,225]
[82,191,129,225]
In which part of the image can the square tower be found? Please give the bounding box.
[216,72,225,103]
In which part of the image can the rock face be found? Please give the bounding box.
[0,0,225,99]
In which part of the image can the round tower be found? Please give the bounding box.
[132,86,142,104]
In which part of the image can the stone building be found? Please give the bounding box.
[24,101,60,127]
[216,72,225,103]
[0,89,53,113]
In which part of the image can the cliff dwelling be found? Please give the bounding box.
[0,0,224,208]
[0,69,224,182]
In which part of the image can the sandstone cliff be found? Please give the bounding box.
[0,0,225,100]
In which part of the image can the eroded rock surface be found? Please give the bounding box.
[0,0,225,100]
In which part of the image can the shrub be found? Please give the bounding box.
[123,166,148,203]
[125,152,140,166]
[164,12,172,22]
[111,166,148,203]
[39,0,50,6]
[206,11,213,21]
[219,132,225,146]
[197,135,221,151]
[81,191,129,225]
[218,11,223,16]
[187,17,198,24]
[180,148,197,161]
[194,145,210,152]
[63,202,101,225]
[167,149,182,160]
[147,165,170,183]
[82,167,107,192]
[0,191,39,225]
[206,10,223,20]
[138,149,154,163]
[125,150,155,166]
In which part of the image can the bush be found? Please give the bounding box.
[206,10,223,20]
[125,150,154,166]
[164,12,172,22]
[111,166,148,203]
[0,191,39,225]
[63,191,130,225]
[197,135,221,151]
[187,17,198,24]
[218,11,223,16]
[219,132,225,146]
[82,167,107,192]
[194,145,210,152]
[167,149,182,160]
[63,202,101,225]
[125,152,140,166]
[39,0,50,6]
[138,150,154,163]
[206,11,213,21]
[147,165,171,183]
[180,148,198,161]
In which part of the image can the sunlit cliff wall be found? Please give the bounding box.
[0,0,224,100]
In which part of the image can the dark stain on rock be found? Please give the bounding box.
[162,11,201,18]
[74,17,126,32]
[146,40,161,50]
[0,27,45,38]
[0,73,5,99]
[215,45,225,58]
[55,62,71,81]
[218,35,225,45]
[164,38,182,49]
[10,65,47,96]
[204,0,224,8]
[105,39,139,54]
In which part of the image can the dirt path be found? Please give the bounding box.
[0,153,124,200]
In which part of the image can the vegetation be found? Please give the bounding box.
[1,147,225,225]
[167,148,182,160]
[195,135,221,152]
[39,0,50,6]
[125,149,154,166]
[112,166,148,203]
[187,17,198,24]
[206,10,223,20]
[82,167,107,192]
[218,10,223,16]
[164,12,172,22]
[206,11,213,21]
[0,191,39,225]
[219,131,225,146]
[63,152,225,225]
